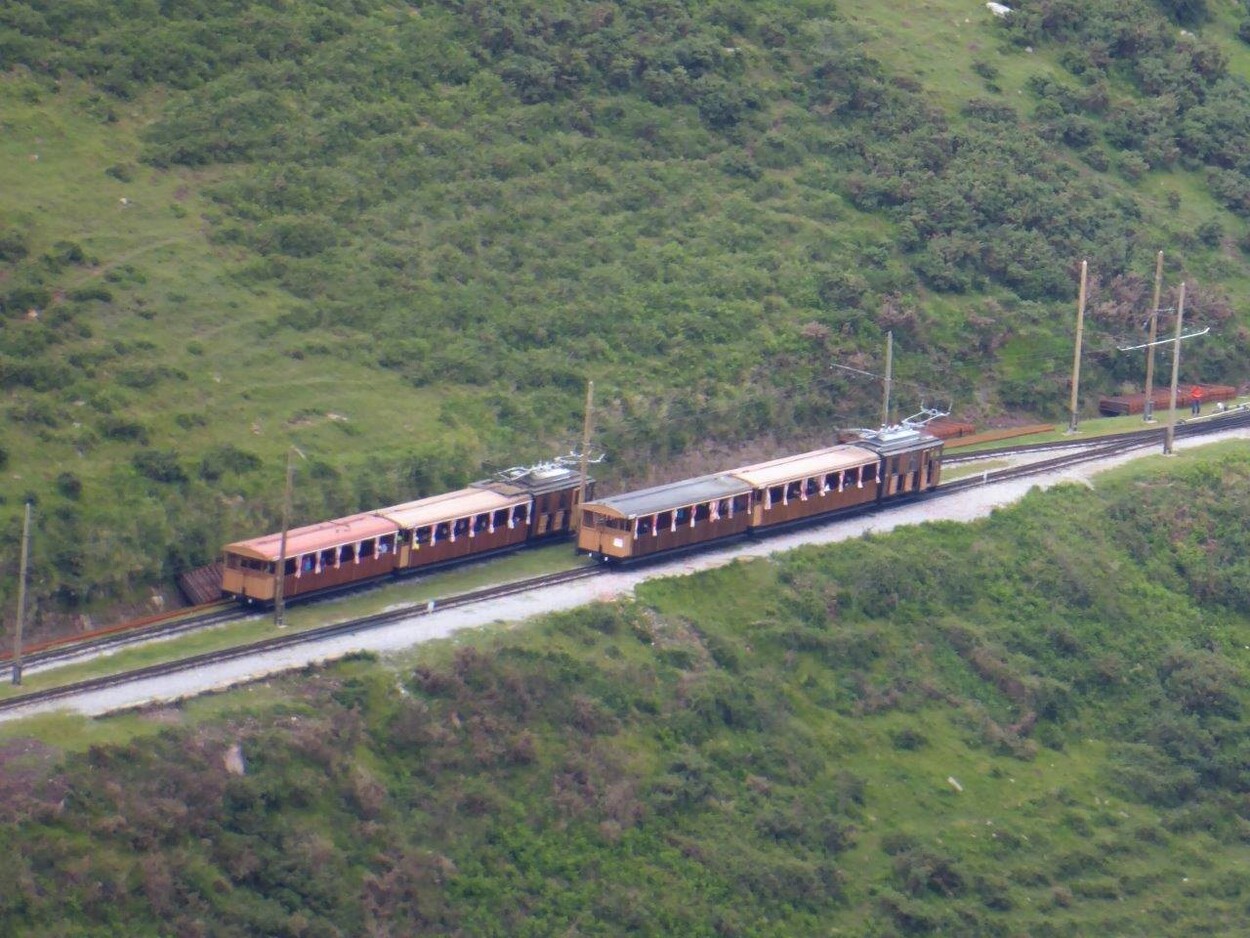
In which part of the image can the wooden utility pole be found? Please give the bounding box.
[1164,282,1186,456]
[12,502,31,686]
[576,380,594,531]
[1143,250,1164,422]
[273,447,301,628]
[880,331,893,428]
[1068,260,1088,433]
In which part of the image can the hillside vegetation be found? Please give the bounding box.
[4,446,1250,934]
[4,0,1250,616]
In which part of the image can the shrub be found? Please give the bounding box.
[198,444,263,481]
[56,472,83,500]
[133,449,188,483]
[100,416,149,444]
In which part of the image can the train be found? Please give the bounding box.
[220,422,943,605]
[220,461,593,604]
[578,422,942,560]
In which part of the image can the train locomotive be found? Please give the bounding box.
[576,422,943,561]
[220,461,591,605]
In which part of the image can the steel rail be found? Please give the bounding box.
[4,409,1248,715]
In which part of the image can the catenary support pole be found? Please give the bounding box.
[576,380,594,531]
[1067,259,1088,433]
[1143,250,1164,422]
[1164,282,1186,455]
[274,448,298,627]
[881,331,893,428]
[12,501,31,686]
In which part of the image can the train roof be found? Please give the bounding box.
[850,426,943,456]
[224,511,399,562]
[729,444,879,488]
[583,473,752,520]
[376,486,528,529]
[480,463,588,497]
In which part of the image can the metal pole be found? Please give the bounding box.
[1143,250,1163,422]
[274,449,297,627]
[12,502,31,686]
[881,331,893,428]
[576,380,594,531]
[1164,282,1186,456]
[1068,260,1088,433]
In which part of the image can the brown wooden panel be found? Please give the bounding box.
[624,514,751,559]
[752,483,878,529]
[398,525,527,572]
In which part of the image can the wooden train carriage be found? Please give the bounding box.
[578,474,753,561]
[851,426,943,496]
[732,445,882,531]
[376,487,532,572]
[221,512,401,603]
[481,464,593,539]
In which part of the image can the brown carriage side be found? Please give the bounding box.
[221,511,401,603]
[579,474,753,561]
[481,464,594,540]
[376,487,532,573]
[850,427,944,496]
[731,445,882,531]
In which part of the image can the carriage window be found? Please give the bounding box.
[733,494,750,512]
[494,509,509,528]
[396,530,410,545]
[301,555,315,573]
[283,558,297,576]
[415,526,432,545]
[656,511,673,530]
[805,479,819,496]
[786,481,802,500]
[338,544,355,564]
[636,516,652,535]
[453,518,470,536]
[265,561,276,575]
[675,507,690,525]
[768,485,784,506]
[242,558,266,572]
[360,538,376,559]
[512,505,527,523]
[435,522,450,541]
[473,513,489,533]
[321,548,336,567]
[694,503,710,521]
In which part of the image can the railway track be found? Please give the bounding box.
[3,410,1248,718]
[943,404,1250,464]
[0,566,602,716]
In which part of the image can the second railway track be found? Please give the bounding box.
[4,410,1248,719]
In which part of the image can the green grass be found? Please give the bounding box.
[5,444,1250,932]
[0,539,587,702]
[4,0,1250,650]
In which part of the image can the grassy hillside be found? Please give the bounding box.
[4,0,1250,618]
[4,445,1250,934]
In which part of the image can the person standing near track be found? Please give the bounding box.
[1190,385,1204,416]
